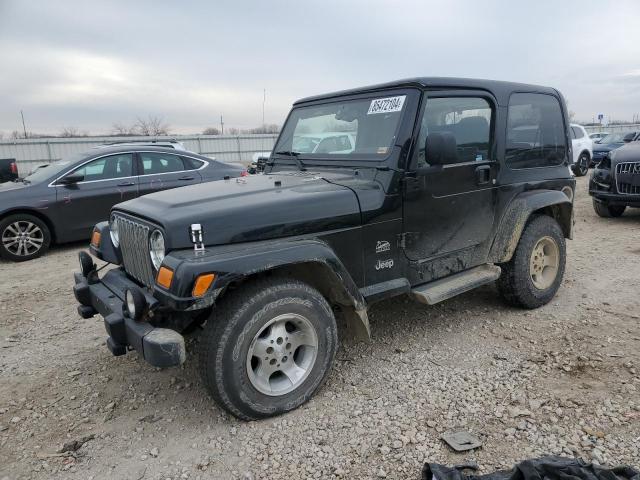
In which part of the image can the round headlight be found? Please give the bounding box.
[149,230,165,270]
[109,214,119,248]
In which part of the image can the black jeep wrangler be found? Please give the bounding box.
[74,78,575,420]
[589,142,640,217]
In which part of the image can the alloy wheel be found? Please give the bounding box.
[529,236,560,290]
[2,221,44,257]
[246,313,318,396]
[578,154,589,176]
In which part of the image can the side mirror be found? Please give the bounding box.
[58,172,84,185]
[425,132,458,165]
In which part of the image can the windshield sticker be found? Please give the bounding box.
[367,95,406,115]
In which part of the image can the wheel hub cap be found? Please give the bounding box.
[2,221,44,256]
[246,313,318,396]
[529,236,559,290]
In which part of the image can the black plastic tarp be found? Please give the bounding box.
[423,456,639,480]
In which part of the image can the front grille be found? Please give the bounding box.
[615,161,640,195]
[114,215,156,288]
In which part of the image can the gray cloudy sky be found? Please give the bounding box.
[1,0,639,136]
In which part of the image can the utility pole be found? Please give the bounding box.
[220,115,224,135]
[262,88,266,127]
[20,110,27,139]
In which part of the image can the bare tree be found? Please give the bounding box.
[227,127,240,135]
[202,127,220,135]
[112,122,136,136]
[60,126,80,137]
[11,130,22,139]
[243,124,281,134]
[135,115,170,136]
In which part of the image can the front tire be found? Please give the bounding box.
[571,152,590,176]
[497,215,566,309]
[592,199,625,218]
[0,214,51,262]
[198,276,338,420]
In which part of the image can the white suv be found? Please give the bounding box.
[570,124,593,177]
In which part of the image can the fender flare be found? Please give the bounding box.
[162,238,371,339]
[488,190,573,264]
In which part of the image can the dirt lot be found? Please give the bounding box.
[1,175,639,480]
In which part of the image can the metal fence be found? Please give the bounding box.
[0,134,278,175]
[583,124,640,135]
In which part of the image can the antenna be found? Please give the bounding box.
[20,110,27,139]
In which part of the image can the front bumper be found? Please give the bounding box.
[74,268,186,368]
[589,171,640,207]
[589,191,640,207]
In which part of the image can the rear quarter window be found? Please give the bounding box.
[505,93,567,169]
[182,156,205,170]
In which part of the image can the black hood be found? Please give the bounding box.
[593,143,622,153]
[114,171,365,249]
[610,142,640,165]
[0,180,29,192]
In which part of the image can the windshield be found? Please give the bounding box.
[274,95,407,160]
[599,133,627,144]
[24,152,85,183]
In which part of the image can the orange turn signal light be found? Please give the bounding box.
[156,266,174,289]
[192,273,216,297]
[91,230,101,247]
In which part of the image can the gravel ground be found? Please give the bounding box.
[1,175,639,480]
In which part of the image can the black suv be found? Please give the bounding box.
[589,142,640,217]
[75,78,575,420]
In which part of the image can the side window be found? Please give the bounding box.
[416,97,492,167]
[140,152,185,175]
[181,157,205,170]
[71,154,133,182]
[506,93,567,169]
[570,127,577,139]
[571,127,584,139]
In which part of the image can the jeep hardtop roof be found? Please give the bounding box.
[295,77,561,106]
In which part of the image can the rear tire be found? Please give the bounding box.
[592,199,625,218]
[497,215,566,309]
[571,152,590,176]
[198,276,338,420]
[0,214,51,262]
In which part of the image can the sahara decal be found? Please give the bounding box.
[376,240,391,253]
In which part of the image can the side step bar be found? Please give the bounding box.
[410,264,501,305]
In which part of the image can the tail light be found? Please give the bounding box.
[240,170,249,177]
[10,162,17,174]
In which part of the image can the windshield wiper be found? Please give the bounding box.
[274,151,307,171]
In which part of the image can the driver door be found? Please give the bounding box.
[402,91,498,281]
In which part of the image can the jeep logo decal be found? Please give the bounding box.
[375,259,394,270]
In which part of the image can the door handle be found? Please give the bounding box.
[117,181,135,187]
[178,176,195,181]
[475,165,491,185]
